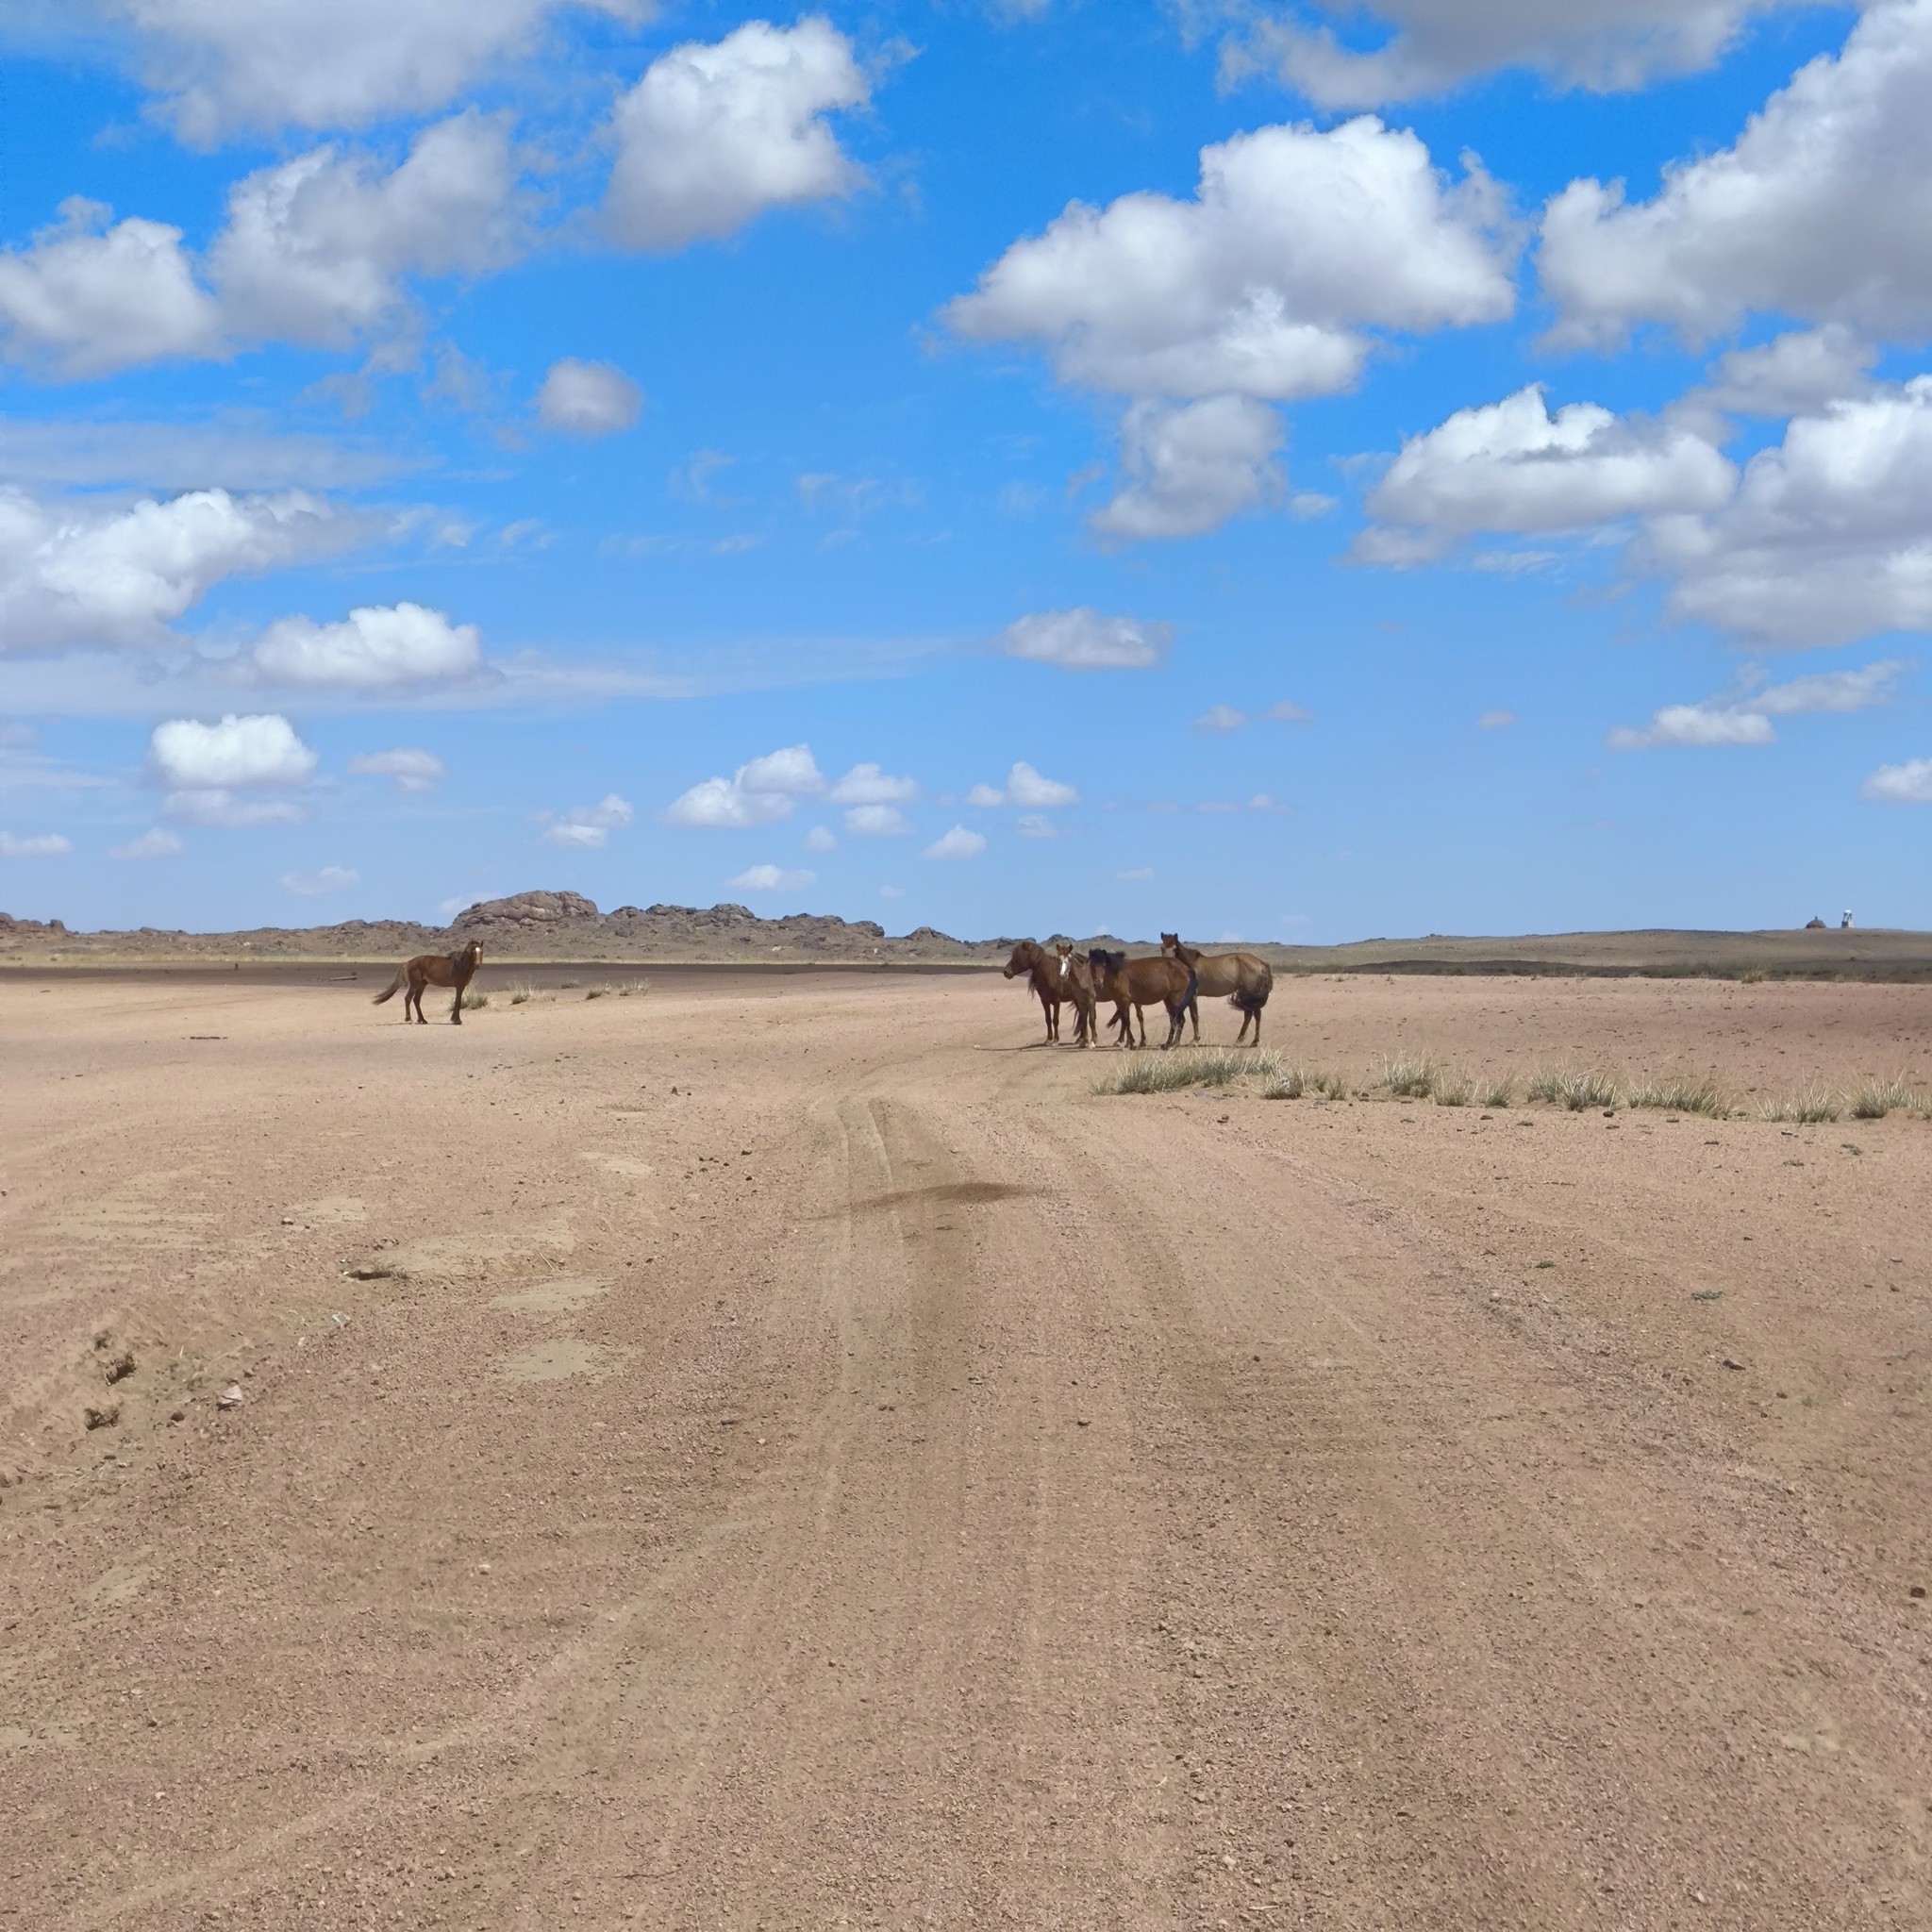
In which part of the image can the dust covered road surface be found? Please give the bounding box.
[2,968,1928,1929]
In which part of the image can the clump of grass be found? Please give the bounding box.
[1758,1085,1840,1124]
[1377,1051,1442,1099]
[559,978,582,990]
[1527,1067,1619,1110]
[459,989,490,1010]
[1480,1074,1516,1108]
[1626,1073,1729,1118]
[617,977,652,998]
[508,981,538,1006]
[1848,1074,1918,1120]
[1095,1047,1282,1095]
[1740,966,1768,984]
[1434,1070,1474,1108]
[1311,1070,1350,1099]
[1262,1068,1306,1099]
[583,982,615,1001]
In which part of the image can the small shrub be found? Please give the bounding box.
[1378,1052,1441,1099]
[584,983,614,1001]
[459,989,490,1010]
[1263,1068,1306,1099]
[559,978,582,990]
[508,982,537,1005]
[1096,1047,1281,1096]
[1311,1070,1350,1099]
[1759,1085,1840,1124]
[1740,966,1767,984]
[1434,1071,1474,1108]
[1527,1067,1618,1110]
[1848,1075,1917,1120]
[618,977,652,997]
[1626,1074,1728,1118]
[1480,1074,1516,1108]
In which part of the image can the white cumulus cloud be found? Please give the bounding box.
[1091,394,1284,540]
[282,863,358,894]
[842,803,911,836]
[923,824,986,861]
[728,863,816,891]
[802,824,836,852]
[1357,384,1736,564]
[537,357,642,434]
[1863,757,1932,802]
[663,741,826,827]
[149,711,316,788]
[1609,658,1906,748]
[161,789,304,826]
[998,608,1172,670]
[0,829,71,856]
[1194,704,1248,733]
[947,116,1513,403]
[604,17,869,251]
[827,761,919,806]
[105,0,653,142]
[252,603,480,689]
[0,486,352,654]
[539,792,634,849]
[1228,0,1791,108]
[1540,2,1932,349]
[347,747,444,791]
[108,826,184,858]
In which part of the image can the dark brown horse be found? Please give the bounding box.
[1054,942,1099,1047]
[1003,939,1066,1043]
[1161,933,1274,1045]
[1087,949,1196,1049]
[373,939,484,1025]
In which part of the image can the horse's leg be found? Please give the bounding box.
[413,970,429,1024]
[451,974,463,1024]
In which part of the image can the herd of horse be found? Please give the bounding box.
[1002,935,1273,1050]
[369,930,1269,1048]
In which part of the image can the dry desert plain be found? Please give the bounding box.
[2,962,1930,1931]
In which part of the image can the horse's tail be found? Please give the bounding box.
[1229,959,1274,1013]
[371,967,405,1005]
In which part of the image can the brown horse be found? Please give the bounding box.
[1161,934,1274,1045]
[1054,942,1099,1047]
[1087,949,1196,1049]
[373,939,484,1025]
[1003,939,1067,1043]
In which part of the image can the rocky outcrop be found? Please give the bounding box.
[448,891,600,936]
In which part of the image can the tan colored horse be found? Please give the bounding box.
[1088,948,1195,1049]
[1160,933,1274,1044]
[1055,942,1098,1047]
[373,940,484,1025]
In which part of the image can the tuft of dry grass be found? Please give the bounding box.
[1847,1074,1918,1120]
[1262,1068,1306,1099]
[559,978,582,990]
[1757,1085,1840,1124]
[1625,1073,1729,1118]
[459,989,490,1010]
[1377,1052,1442,1099]
[1433,1070,1474,1108]
[508,982,538,1005]
[583,983,616,1001]
[1480,1074,1516,1108]
[1096,1047,1283,1095]
[1740,966,1768,984]
[1527,1067,1619,1111]
[617,977,652,997]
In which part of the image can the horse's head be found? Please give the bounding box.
[1056,943,1075,980]
[1160,932,1180,955]
[1002,941,1038,980]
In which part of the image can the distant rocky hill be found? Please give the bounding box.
[0,891,1017,965]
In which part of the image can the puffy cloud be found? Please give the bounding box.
[251,603,481,689]
[1266,699,1312,722]
[210,112,522,345]
[108,826,184,858]
[539,792,634,848]
[803,824,836,852]
[1228,0,1784,108]
[998,608,1172,670]
[1693,325,1878,421]
[947,117,1512,403]
[0,486,350,654]
[1608,658,1906,747]
[0,199,222,375]
[604,18,869,250]
[729,863,816,890]
[1357,384,1735,564]
[1648,379,1932,644]
[663,742,824,827]
[842,804,911,836]
[282,864,358,894]
[149,711,316,788]
[0,829,71,856]
[1091,395,1284,540]
[1863,758,1932,801]
[827,761,919,806]
[1002,761,1078,807]
[1540,2,1932,349]
[109,0,652,143]
[161,789,303,826]
[1195,704,1247,732]
[346,746,444,791]
[923,824,986,860]
[537,358,642,435]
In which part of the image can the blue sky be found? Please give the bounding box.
[3,0,1930,942]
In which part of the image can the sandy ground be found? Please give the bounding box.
[2,968,1928,1931]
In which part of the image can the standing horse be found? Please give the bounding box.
[1003,940,1067,1044]
[1055,943,1099,1047]
[1160,934,1274,1045]
[373,939,484,1025]
[1087,949,1196,1049]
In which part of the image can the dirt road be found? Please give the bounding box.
[3,969,1928,1929]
